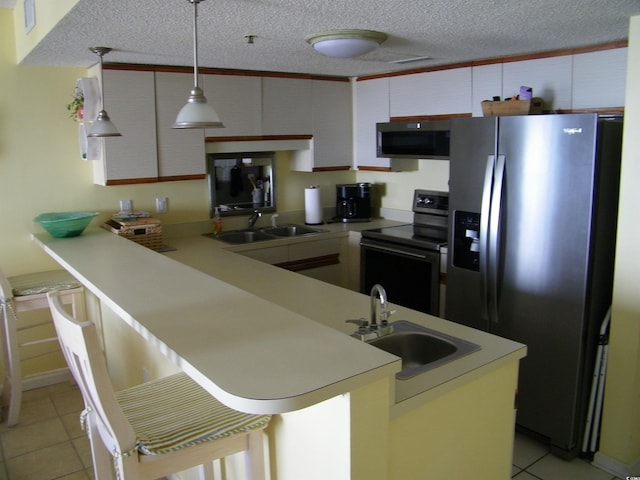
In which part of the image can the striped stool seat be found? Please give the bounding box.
[1,268,85,426]
[116,372,271,456]
[8,270,81,297]
[47,290,271,480]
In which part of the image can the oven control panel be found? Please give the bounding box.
[413,189,449,216]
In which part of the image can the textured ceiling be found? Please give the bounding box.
[9,0,640,77]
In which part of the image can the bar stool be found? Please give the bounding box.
[0,268,85,426]
[47,290,271,480]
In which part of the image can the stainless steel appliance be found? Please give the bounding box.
[334,183,371,222]
[376,120,450,159]
[446,114,623,457]
[360,190,448,316]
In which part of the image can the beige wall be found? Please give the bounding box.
[597,14,640,470]
[12,0,80,62]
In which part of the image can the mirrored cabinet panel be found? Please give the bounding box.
[206,152,276,217]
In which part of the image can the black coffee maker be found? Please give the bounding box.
[334,183,371,222]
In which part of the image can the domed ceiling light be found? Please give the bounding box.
[173,0,224,129]
[305,29,387,58]
[87,47,122,138]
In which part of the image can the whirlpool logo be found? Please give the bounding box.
[563,127,583,135]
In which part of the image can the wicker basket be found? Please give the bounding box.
[481,97,544,116]
[102,217,164,251]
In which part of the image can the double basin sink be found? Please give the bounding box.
[364,320,481,380]
[204,224,327,244]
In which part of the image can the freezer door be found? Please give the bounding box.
[446,116,497,331]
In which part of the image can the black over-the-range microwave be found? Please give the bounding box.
[376,120,450,159]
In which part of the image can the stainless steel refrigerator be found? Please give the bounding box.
[445,113,623,457]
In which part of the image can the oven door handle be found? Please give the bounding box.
[361,243,429,259]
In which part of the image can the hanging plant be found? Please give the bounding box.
[66,86,85,121]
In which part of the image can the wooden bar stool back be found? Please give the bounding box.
[0,268,85,426]
[47,290,271,480]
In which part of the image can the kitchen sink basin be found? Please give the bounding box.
[262,224,327,237]
[207,229,274,244]
[204,224,327,244]
[367,320,481,379]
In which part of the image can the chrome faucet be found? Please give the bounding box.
[248,209,262,229]
[346,284,395,341]
[370,284,388,328]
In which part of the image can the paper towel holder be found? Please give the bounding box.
[305,185,324,225]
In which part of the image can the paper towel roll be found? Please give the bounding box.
[305,186,323,225]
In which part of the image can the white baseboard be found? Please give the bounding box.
[0,368,72,396]
[593,451,640,477]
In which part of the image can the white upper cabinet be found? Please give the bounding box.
[471,64,503,117]
[92,69,206,185]
[502,56,572,111]
[155,72,205,178]
[202,74,262,137]
[571,48,627,109]
[390,68,472,117]
[262,77,312,135]
[290,79,352,171]
[94,69,158,185]
[354,77,392,169]
[311,79,352,169]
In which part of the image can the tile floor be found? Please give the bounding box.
[512,431,624,480]
[0,381,92,480]
[0,381,627,480]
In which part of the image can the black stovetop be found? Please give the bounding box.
[360,224,447,251]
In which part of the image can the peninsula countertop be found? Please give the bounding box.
[161,220,526,415]
[34,219,525,416]
[33,228,401,415]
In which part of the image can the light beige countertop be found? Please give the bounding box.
[34,218,525,417]
[33,227,400,414]
[162,219,526,415]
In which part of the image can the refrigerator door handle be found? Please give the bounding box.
[488,154,506,323]
[479,155,495,322]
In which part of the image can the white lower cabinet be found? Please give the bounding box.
[238,237,348,288]
[239,245,289,264]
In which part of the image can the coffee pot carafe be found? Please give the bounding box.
[334,183,371,222]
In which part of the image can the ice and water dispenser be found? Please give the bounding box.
[452,211,481,271]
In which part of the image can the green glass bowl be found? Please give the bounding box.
[34,212,99,238]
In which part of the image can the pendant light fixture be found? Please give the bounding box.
[86,47,122,138]
[173,0,224,129]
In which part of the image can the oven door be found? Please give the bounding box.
[360,238,440,316]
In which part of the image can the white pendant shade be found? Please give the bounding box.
[306,29,387,58]
[173,87,224,129]
[87,47,121,138]
[87,110,122,137]
[173,0,224,129]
